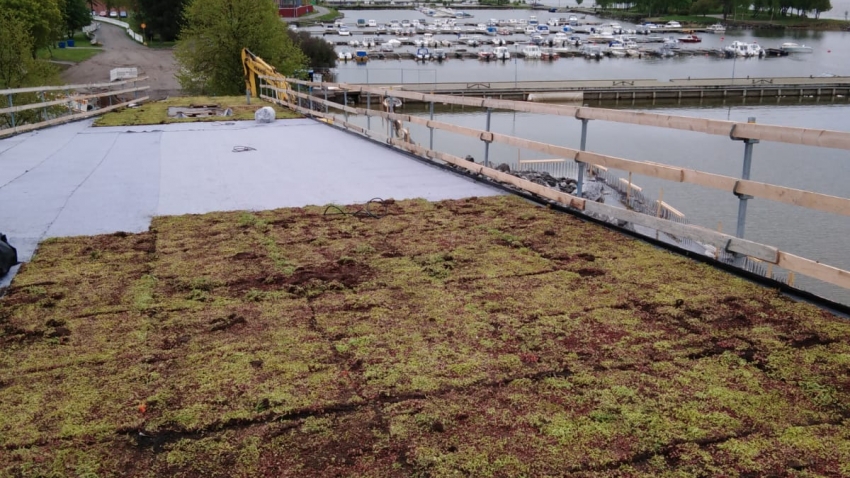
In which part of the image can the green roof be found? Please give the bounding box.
[1,195,848,476]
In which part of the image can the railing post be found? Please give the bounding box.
[366,92,371,130]
[484,105,492,168]
[133,80,137,99]
[39,92,48,122]
[576,118,589,196]
[343,90,349,123]
[297,83,302,109]
[735,116,759,239]
[7,94,14,128]
[324,88,329,114]
[429,97,434,150]
[308,83,314,114]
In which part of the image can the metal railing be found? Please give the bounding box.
[256,75,850,293]
[0,77,149,138]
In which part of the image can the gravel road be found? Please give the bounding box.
[61,23,181,98]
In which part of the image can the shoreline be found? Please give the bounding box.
[307,4,850,31]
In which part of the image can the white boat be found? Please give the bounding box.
[433,49,448,61]
[537,25,550,35]
[415,47,431,61]
[367,19,377,28]
[547,18,560,27]
[609,22,623,33]
[553,32,568,45]
[348,39,360,47]
[663,36,679,47]
[780,42,813,53]
[724,41,763,57]
[528,15,538,26]
[338,28,351,36]
[568,15,578,26]
[494,46,510,60]
[492,37,506,46]
[478,48,495,61]
[522,44,542,59]
[382,97,402,109]
[401,19,411,28]
[455,11,473,18]
[607,40,627,57]
[580,45,604,60]
[337,49,352,61]
[588,28,614,43]
[706,23,726,33]
[665,21,682,28]
[541,48,559,60]
[385,38,402,48]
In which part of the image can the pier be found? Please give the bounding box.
[338,76,850,102]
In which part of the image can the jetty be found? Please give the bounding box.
[335,76,850,102]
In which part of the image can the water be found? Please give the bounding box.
[315,9,850,305]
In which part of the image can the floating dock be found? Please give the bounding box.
[343,76,850,102]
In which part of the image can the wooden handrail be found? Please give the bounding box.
[267,84,850,218]
[279,79,850,151]
[0,96,148,138]
[0,76,150,96]
[0,85,149,115]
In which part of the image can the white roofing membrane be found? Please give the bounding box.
[0,118,500,286]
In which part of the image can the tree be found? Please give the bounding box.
[175,0,307,95]
[0,0,64,53]
[287,31,336,70]
[0,11,58,126]
[575,0,583,5]
[60,0,92,38]
[137,0,187,42]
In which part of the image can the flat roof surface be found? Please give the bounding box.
[0,118,499,283]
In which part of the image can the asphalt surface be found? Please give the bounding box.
[61,23,180,98]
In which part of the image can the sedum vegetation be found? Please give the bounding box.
[0,195,848,476]
[93,96,300,126]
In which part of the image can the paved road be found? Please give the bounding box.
[61,23,180,98]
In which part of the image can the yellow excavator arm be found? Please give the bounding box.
[241,48,290,102]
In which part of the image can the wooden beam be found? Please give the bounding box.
[778,251,850,290]
[0,77,150,96]
[619,177,643,191]
[363,108,850,217]
[0,86,149,115]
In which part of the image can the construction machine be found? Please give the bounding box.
[0,233,17,278]
[241,48,291,102]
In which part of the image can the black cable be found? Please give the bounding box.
[232,146,256,153]
[323,198,390,219]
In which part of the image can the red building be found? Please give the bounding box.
[278,0,313,18]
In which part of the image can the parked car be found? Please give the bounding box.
[99,10,106,16]
[109,10,118,18]
[119,11,127,18]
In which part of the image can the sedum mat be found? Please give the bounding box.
[1,195,848,477]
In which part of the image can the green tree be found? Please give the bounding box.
[137,0,187,42]
[288,30,336,70]
[175,0,307,95]
[60,0,92,38]
[0,0,64,53]
[575,0,583,5]
[0,10,59,127]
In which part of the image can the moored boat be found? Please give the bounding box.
[780,42,813,53]
[707,23,726,33]
[679,34,701,43]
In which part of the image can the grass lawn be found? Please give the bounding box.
[94,96,300,127]
[1,194,848,476]
[37,46,102,63]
